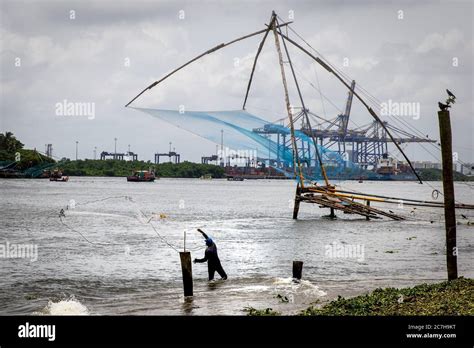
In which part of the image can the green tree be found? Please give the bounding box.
[0,131,25,161]
[0,131,24,153]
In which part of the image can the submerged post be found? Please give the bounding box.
[293,184,301,219]
[292,261,303,280]
[366,200,370,221]
[438,109,458,281]
[179,252,193,296]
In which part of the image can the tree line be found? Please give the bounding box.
[60,159,225,178]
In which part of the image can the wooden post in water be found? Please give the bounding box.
[329,208,336,219]
[366,200,370,221]
[293,184,301,219]
[292,261,303,280]
[438,109,458,281]
[179,252,193,296]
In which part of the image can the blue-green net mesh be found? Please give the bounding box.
[133,107,366,182]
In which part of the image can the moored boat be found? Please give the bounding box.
[49,169,69,182]
[127,170,156,182]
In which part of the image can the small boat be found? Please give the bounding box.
[127,170,156,182]
[199,174,212,180]
[49,169,69,182]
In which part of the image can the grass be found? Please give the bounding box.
[245,278,473,316]
[300,278,473,316]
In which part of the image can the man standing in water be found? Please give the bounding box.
[193,229,228,281]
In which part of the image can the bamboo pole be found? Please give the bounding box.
[303,195,380,219]
[242,15,273,110]
[126,21,292,107]
[300,190,405,220]
[337,196,405,220]
[307,186,474,209]
[270,12,305,188]
[276,18,330,187]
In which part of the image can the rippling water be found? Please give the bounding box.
[0,177,473,315]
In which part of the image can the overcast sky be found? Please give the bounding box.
[1,0,472,163]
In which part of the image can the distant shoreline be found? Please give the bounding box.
[45,160,474,182]
[1,175,473,182]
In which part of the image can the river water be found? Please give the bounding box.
[0,177,473,315]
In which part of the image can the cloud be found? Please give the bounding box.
[416,29,464,54]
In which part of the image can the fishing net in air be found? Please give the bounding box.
[132,107,367,181]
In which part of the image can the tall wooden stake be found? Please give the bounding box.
[179,252,193,296]
[293,184,301,219]
[366,200,370,221]
[438,109,458,281]
[292,261,303,280]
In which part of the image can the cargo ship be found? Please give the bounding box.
[369,155,417,181]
